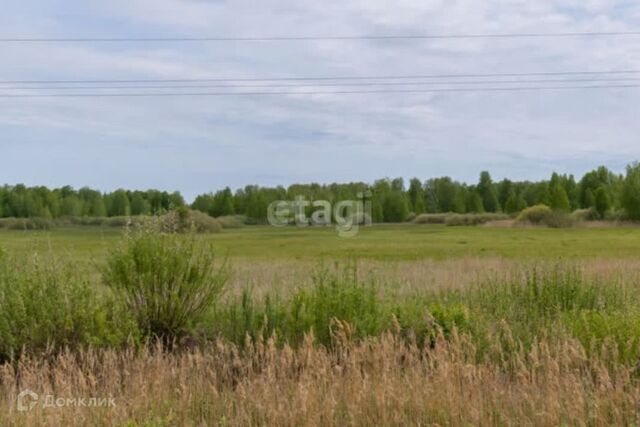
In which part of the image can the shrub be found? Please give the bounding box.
[0,254,137,361]
[543,210,576,228]
[571,208,597,222]
[514,204,575,228]
[162,209,222,233]
[516,204,552,225]
[103,230,228,344]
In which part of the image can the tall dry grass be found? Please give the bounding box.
[2,327,639,426]
[226,257,640,297]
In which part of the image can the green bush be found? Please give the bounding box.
[0,254,137,361]
[103,230,228,343]
[516,204,552,225]
[571,208,597,222]
[543,210,576,228]
[162,209,222,233]
[515,204,575,228]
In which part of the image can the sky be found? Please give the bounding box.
[1,0,640,200]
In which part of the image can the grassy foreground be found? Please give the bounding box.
[1,224,640,425]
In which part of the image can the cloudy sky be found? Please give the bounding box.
[2,0,640,200]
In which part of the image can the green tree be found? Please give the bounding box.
[466,190,484,213]
[549,174,570,212]
[89,197,107,217]
[594,186,610,219]
[109,190,131,216]
[504,189,521,214]
[477,171,499,212]
[622,162,640,220]
[584,188,595,209]
[130,193,151,216]
[61,196,83,217]
[382,191,409,222]
[407,178,425,214]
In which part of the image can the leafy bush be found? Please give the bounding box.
[103,229,228,343]
[514,204,575,228]
[0,254,137,361]
[162,208,222,233]
[516,204,552,225]
[571,208,598,222]
[543,210,576,228]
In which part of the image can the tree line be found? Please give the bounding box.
[3,162,640,222]
[0,186,185,218]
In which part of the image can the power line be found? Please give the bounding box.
[4,77,640,90]
[1,84,638,98]
[1,31,640,43]
[2,70,640,85]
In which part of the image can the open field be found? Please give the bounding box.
[3,224,640,296]
[3,223,640,261]
[3,224,640,425]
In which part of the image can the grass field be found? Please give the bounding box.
[3,224,640,425]
[2,223,640,261]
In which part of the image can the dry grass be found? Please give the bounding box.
[2,327,640,426]
[226,257,640,297]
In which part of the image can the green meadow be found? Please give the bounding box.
[1,224,639,262]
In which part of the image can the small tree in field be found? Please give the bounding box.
[103,226,228,344]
